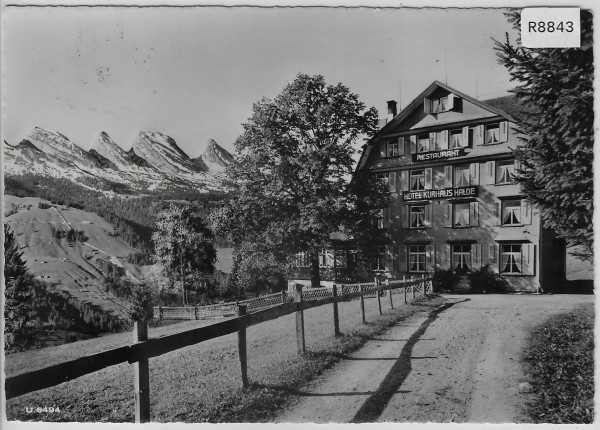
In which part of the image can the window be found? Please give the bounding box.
[370,246,385,271]
[295,251,310,267]
[410,169,426,191]
[408,245,427,273]
[417,135,430,153]
[318,248,334,268]
[501,244,522,274]
[334,249,347,268]
[376,173,389,186]
[453,203,470,228]
[452,244,472,273]
[502,200,521,225]
[373,209,385,229]
[454,165,470,187]
[485,124,501,144]
[432,96,448,113]
[450,129,465,148]
[387,139,400,157]
[409,205,426,229]
[496,161,515,184]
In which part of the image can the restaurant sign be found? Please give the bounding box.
[412,148,466,162]
[403,186,478,202]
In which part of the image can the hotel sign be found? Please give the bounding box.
[403,186,479,202]
[412,148,466,162]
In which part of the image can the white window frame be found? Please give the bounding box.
[500,244,523,274]
[370,246,386,271]
[454,165,471,187]
[334,249,347,268]
[501,199,522,226]
[295,251,310,267]
[417,135,430,153]
[451,244,472,272]
[453,202,471,228]
[408,245,427,273]
[450,129,466,148]
[432,96,449,113]
[386,139,400,157]
[409,205,426,229]
[496,161,515,184]
[485,123,501,144]
[410,169,426,191]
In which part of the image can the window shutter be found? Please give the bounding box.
[439,130,449,150]
[514,159,521,177]
[429,132,437,151]
[389,172,397,194]
[447,93,455,111]
[462,126,469,147]
[398,137,405,156]
[379,141,387,158]
[495,201,501,223]
[469,163,480,185]
[445,244,451,270]
[383,208,391,229]
[398,245,408,272]
[425,168,433,189]
[472,244,482,270]
[522,200,532,225]
[385,245,394,271]
[488,243,496,264]
[521,244,535,275]
[499,121,509,142]
[474,125,484,146]
[409,135,417,154]
[405,205,411,228]
[424,98,432,114]
[444,165,453,188]
[426,245,435,272]
[470,201,479,227]
[393,245,400,271]
[486,161,496,184]
[399,170,408,191]
[399,205,406,229]
[424,204,432,227]
[443,202,452,228]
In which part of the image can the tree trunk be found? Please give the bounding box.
[310,247,321,289]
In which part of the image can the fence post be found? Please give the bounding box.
[158,306,163,321]
[194,306,199,320]
[412,283,416,300]
[404,284,408,304]
[332,284,340,336]
[295,284,306,354]
[422,274,427,296]
[237,305,249,388]
[132,321,150,423]
[281,290,287,304]
[387,279,393,309]
[359,284,366,324]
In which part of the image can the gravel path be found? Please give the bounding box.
[276,294,593,423]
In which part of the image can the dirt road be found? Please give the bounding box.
[276,294,593,423]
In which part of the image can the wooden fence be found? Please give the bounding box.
[6,276,433,423]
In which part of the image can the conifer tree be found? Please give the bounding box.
[4,224,34,352]
[494,10,593,258]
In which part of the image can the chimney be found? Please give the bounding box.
[387,100,398,123]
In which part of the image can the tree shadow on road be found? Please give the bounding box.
[351,299,469,423]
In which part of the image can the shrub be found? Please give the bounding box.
[467,264,509,293]
[129,284,157,322]
[432,268,461,292]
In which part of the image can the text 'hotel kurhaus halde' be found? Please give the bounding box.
[291,81,567,292]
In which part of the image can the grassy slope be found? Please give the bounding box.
[522,303,594,423]
[4,195,140,319]
[6,294,446,423]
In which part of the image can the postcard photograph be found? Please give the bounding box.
[1,2,595,425]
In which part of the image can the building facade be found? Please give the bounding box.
[353,81,566,292]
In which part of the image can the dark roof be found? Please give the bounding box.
[482,94,531,120]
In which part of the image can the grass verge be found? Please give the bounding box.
[6,293,445,423]
[522,303,594,424]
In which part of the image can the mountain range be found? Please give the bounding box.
[3,127,236,193]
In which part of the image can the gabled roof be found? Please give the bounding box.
[356,81,519,171]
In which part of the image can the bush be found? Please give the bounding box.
[467,264,509,293]
[432,268,461,292]
[523,304,594,423]
[129,284,157,322]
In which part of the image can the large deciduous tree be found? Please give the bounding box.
[152,205,217,305]
[216,73,387,289]
[4,223,34,353]
[494,10,593,259]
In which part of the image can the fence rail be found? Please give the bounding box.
[6,275,433,423]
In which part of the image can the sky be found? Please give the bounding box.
[2,6,519,157]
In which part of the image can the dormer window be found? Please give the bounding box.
[432,96,448,113]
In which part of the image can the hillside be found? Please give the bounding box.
[5,196,140,320]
